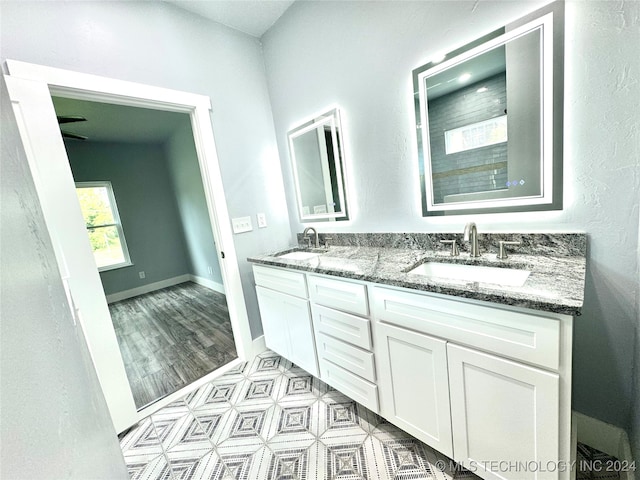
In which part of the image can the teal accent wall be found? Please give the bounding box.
[165,123,224,287]
[66,141,191,295]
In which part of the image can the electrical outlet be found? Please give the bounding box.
[207,266,213,276]
[257,213,267,228]
[139,271,146,279]
[232,216,253,234]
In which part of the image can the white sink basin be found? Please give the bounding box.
[408,262,531,287]
[278,251,321,261]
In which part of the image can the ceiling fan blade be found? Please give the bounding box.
[57,115,87,124]
[61,131,88,141]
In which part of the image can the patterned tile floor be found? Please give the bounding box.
[120,351,474,480]
[120,351,621,480]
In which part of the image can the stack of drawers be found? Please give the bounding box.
[307,275,379,412]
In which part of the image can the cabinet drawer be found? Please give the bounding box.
[253,265,307,298]
[372,286,561,370]
[316,332,376,382]
[319,358,379,412]
[312,304,372,350]
[308,275,368,316]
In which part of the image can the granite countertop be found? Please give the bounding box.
[247,234,586,316]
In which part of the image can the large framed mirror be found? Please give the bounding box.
[288,108,349,222]
[414,3,563,216]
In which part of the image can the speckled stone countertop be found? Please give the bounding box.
[248,233,586,316]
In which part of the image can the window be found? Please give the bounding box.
[75,181,131,271]
[444,115,508,155]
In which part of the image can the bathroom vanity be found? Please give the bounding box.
[248,233,586,480]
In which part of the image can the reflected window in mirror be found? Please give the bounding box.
[288,108,349,222]
[413,2,563,216]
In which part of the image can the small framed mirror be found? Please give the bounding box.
[414,3,563,216]
[288,108,349,221]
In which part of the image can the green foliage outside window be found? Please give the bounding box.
[76,185,127,269]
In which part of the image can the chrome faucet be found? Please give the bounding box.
[302,227,319,248]
[463,222,481,257]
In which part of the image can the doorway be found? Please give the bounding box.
[53,97,239,410]
[4,60,253,433]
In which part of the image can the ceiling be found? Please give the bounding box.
[425,46,506,100]
[53,97,191,144]
[164,0,295,37]
[52,1,297,142]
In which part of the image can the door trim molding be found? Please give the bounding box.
[4,59,253,432]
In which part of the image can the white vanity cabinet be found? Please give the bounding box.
[253,265,319,376]
[447,344,560,480]
[375,320,453,456]
[307,275,379,412]
[252,263,574,480]
[372,286,573,480]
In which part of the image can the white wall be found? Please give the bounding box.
[2,0,638,453]
[262,0,640,437]
[0,0,292,337]
[1,78,129,479]
[634,210,640,462]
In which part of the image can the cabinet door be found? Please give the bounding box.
[376,322,453,457]
[255,286,318,377]
[447,344,560,480]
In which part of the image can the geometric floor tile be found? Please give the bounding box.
[119,351,617,480]
[228,407,271,440]
[126,453,173,480]
[576,443,622,480]
[322,440,369,480]
[154,413,213,453]
[278,405,312,434]
[244,379,275,400]
[216,449,260,479]
[205,382,241,405]
[165,448,219,480]
[247,353,290,377]
[281,374,319,401]
[318,394,368,441]
[261,443,318,480]
[222,361,249,378]
[380,437,434,480]
[120,418,163,457]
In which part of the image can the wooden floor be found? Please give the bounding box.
[109,281,237,410]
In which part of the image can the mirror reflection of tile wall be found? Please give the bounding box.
[428,73,507,204]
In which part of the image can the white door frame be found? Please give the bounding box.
[4,60,253,433]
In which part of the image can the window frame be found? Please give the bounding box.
[75,181,132,272]
[444,115,508,155]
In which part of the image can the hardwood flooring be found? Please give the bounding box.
[109,281,237,410]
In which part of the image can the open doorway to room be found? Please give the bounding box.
[5,61,253,432]
[53,97,237,410]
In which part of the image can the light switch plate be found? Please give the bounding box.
[232,216,253,234]
[257,213,267,228]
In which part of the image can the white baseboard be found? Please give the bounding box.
[574,411,635,480]
[106,274,226,303]
[106,274,190,303]
[189,274,225,294]
[250,335,268,357]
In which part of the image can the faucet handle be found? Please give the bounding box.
[440,239,460,257]
[323,236,333,249]
[302,236,312,248]
[497,241,521,259]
